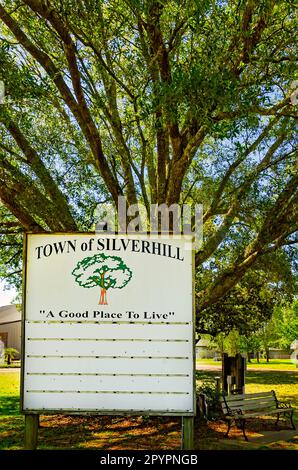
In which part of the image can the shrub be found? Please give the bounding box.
[4,348,19,365]
[196,381,222,420]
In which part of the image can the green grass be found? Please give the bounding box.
[245,371,298,409]
[0,371,24,450]
[246,359,297,370]
[196,358,222,365]
[196,358,297,371]
[0,372,21,415]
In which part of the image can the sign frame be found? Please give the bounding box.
[21,232,196,419]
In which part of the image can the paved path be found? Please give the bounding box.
[196,364,298,373]
[223,429,298,448]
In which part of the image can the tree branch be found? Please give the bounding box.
[196,172,298,311]
[0,3,122,204]
[0,113,77,231]
[196,126,290,266]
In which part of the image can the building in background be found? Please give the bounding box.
[0,305,21,355]
[196,338,220,359]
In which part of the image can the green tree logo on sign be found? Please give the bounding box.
[72,254,132,305]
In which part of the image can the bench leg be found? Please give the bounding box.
[289,411,296,430]
[237,419,248,441]
[275,413,280,428]
[224,420,232,438]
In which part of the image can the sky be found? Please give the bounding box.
[0,280,18,307]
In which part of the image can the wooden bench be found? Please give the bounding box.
[221,390,295,441]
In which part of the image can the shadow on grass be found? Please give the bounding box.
[0,395,24,450]
[246,372,298,385]
[0,400,181,450]
[196,371,218,382]
[37,415,181,450]
[0,394,20,415]
[196,370,298,385]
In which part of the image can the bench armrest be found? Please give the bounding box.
[226,407,244,417]
[276,401,292,410]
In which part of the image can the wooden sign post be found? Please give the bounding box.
[182,416,194,449]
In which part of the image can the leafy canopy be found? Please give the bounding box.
[0,0,297,330]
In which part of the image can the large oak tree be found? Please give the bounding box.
[0,0,297,329]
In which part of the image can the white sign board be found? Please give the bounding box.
[22,233,194,415]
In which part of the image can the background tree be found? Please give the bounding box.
[0,1,297,326]
[222,329,241,357]
[72,254,132,305]
[257,320,277,362]
[196,266,293,335]
[271,300,298,350]
[240,334,262,363]
[205,299,298,362]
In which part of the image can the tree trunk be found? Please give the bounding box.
[99,273,108,305]
[99,287,107,305]
[256,351,260,363]
[265,348,270,363]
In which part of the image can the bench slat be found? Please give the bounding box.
[221,391,273,402]
[226,398,276,409]
[223,396,275,406]
[243,408,292,418]
[226,401,276,412]
[224,407,290,419]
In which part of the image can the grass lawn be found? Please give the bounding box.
[0,369,297,450]
[197,358,297,371]
[197,358,222,365]
[0,371,24,450]
[246,359,297,370]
